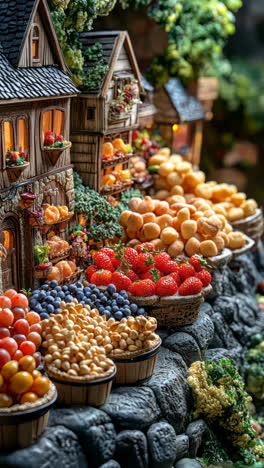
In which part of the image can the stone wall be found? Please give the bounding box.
[0,244,264,467]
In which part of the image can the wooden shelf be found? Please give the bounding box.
[100,180,133,196]
[101,153,132,169]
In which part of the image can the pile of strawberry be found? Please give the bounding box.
[85,243,212,298]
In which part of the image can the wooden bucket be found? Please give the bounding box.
[0,384,57,450]
[231,209,264,249]
[110,336,161,385]
[46,367,116,407]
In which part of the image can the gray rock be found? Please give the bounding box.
[99,462,120,468]
[0,426,87,468]
[228,254,260,294]
[174,459,202,468]
[145,347,191,433]
[101,386,160,429]
[200,301,214,317]
[186,420,210,457]
[252,240,264,275]
[48,407,116,466]
[115,430,148,468]
[147,422,177,468]
[157,328,170,342]
[209,313,242,351]
[171,311,214,351]
[205,347,242,366]
[164,332,202,366]
[174,435,189,461]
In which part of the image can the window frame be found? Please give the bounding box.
[40,107,65,149]
[31,23,41,65]
[1,115,29,170]
[87,107,96,121]
[113,73,133,99]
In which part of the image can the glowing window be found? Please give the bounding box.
[3,230,13,250]
[32,25,40,60]
[18,118,28,152]
[42,109,65,142]
[3,121,14,153]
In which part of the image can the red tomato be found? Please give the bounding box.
[27,332,41,348]
[0,296,11,309]
[4,289,17,300]
[13,350,24,361]
[26,312,40,325]
[13,334,26,346]
[14,319,30,336]
[0,337,18,356]
[11,294,28,310]
[0,349,11,368]
[12,307,25,321]
[0,328,10,339]
[0,308,14,327]
[29,323,42,334]
[19,341,36,355]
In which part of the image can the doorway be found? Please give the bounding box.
[0,216,20,291]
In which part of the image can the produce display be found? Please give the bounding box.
[101,139,133,193]
[130,155,153,188]
[45,234,70,259]
[132,130,161,162]
[47,260,79,283]
[6,150,28,167]
[43,204,73,225]
[102,138,132,162]
[43,131,71,150]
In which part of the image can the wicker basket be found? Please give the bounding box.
[206,248,233,270]
[231,234,255,258]
[231,209,264,249]
[0,383,57,450]
[110,336,161,385]
[129,285,212,327]
[46,366,116,406]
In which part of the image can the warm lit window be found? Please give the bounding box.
[3,230,12,250]
[32,25,40,61]
[42,109,65,142]
[3,121,14,153]
[17,118,28,152]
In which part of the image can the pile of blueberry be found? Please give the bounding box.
[30,281,145,321]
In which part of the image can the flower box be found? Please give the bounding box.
[43,143,72,165]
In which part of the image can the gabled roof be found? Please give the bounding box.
[79,30,144,97]
[165,78,204,122]
[0,0,67,71]
[0,51,78,102]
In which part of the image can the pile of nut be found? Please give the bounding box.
[42,301,115,379]
[106,316,158,355]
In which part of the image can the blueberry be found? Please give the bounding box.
[124,299,130,306]
[103,310,111,319]
[38,291,46,302]
[34,304,43,314]
[107,284,116,294]
[76,288,83,294]
[55,286,61,292]
[124,309,131,317]
[40,312,50,320]
[68,284,77,293]
[50,290,57,297]
[90,284,96,290]
[84,287,91,294]
[100,296,107,304]
[120,290,128,298]
[105,306,112,312]
[137,308,146,316]
[58,291,65,299]
[62,285,68,292]
[41,284,49,291]
[50,280,58,288]
[75,281,82,288]
[99,306,105,313]
[112,292,118,299]
[93,288,100,295]
[114,311,123,321]
[117,296,125,305]
[98,292,105,299]
[65,295,74,303]
[47,304,55,314]
[29,298,38,308]
[32,289,39,295]
[90,294,96,301]
[85,299,92,307]
[130,303,138,314]
[80,301,85,305]
[53,300,61,309]
[46,295,55,304]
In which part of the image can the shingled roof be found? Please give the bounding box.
[0,0,35,67]
[0,51,78,101]
[165,78,205,122]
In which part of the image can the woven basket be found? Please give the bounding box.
[0,384,57,450]
[231,209,264,249]
[206,248,233,270]
[46,366,116,406]
[129,285,212,327]
[110,336,161,385]
[231,234,255,258]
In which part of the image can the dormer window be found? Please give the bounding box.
[31,25,40,64]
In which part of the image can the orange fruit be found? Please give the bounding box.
[25,312,40,325]
[101,174,116,187]
[32,370,42,379]
[20,392,38,404]
[0,374,4,389]
[19,355,36,373]
[1,360,19,380]
[10,371,33,394]
[102,142,114,158]
[0,393,13,407]
[31,376,50,397]
[112,138,126,153]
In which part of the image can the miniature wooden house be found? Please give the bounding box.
[0,0,78,292]
[138,75,157,129]
[154,78,205,167]
[70,31,144,195]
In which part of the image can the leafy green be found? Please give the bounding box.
[34,245,50,265]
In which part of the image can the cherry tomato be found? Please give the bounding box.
[0,393,13,407]
[1,360,19,380]
[0,337,18,356]
[11,294,28,310]
[10,371,33,394]
[13,350,24,361]
[29,323,42,334]
[32,369,41,379]
[13,334,26,346]
[19,341,36,355]
[14,319,30,336]
[0,308,14,327]
[4,289,17,300]
[19,355,36,373]
[20,392,38,404]
[0,374,4,389]
[0,296,12,309]
[32,352,41,368]
[31,376,50,396]
[27,332,41,348]
[26,312,40,325]
[0,349,11,368]
[12,307,25,321]
[0,328,10,339]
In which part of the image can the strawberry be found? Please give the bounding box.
[55,134,64,142]
[136,242,155,253]
[156,277,178,296]
[85,265,98,281]
[44,134,55,146]
[123,247,138,269]
[154,252,171,273]
[178,263,196,281]
[112,257,121,269]
[195,270,212,287]
[189,255,207,272]
[135,252,155,273]
[112,271,132,291]
[164,261,179,274]
[122,269,139,282]
[129,279,156,297]
[94,251,114,272]
[178,277,203,296]
[91,270,112,286]
[169,271,181,286]
[142,268,161,282]
[99,247,115,259]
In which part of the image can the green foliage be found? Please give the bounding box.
[83,42,109,90]
[116,188,143,214]
[242,334,264,401]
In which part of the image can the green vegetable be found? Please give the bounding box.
[34,245,50,266]
[148,164,160,172]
